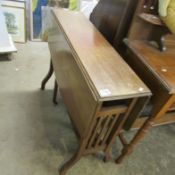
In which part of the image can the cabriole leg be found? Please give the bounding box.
[53,80,58,105]
[41,59,53,90]
[59,142,85,175]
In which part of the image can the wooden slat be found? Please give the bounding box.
[97,105,127,116]
[87,118,102,148]
[95,117,111,146]
[102,115,119,145]
[84,145,106,155]
[131,112,175,129]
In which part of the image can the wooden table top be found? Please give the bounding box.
[125,39,175,94]
[52,9,150,101]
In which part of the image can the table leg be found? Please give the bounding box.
[59,141,85,175]
[115,95,175,164]
[53,80,58,105]
[103,98,138,162]
[116,118,154,163]
[103,149,111,162]
[41,59,53,90]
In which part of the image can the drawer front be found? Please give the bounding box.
[48,13,98,137]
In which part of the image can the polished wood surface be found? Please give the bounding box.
[115,0,175,164]
[90,0,127,44]
[48,13,97,138]
[52,9,149,101]
[125,40,175,93]
[162,34,175,50]
[113,0,139,48]
[41,0,140,101]
[47,8,150,175]
[89,0,139,49]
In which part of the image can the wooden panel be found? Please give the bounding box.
[87,113,122,149]
[48,14,98,138]
[123,96,150,130]
[52,9,150,101]
[89,0,127,44]
[125,40,175,94]
[131,112,175,129]
[113,0,139,48]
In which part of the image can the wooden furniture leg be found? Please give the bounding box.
[103,97,149,162]
[59,140,86,175]
[116,117,154,163]
[47,9,150,175]
[103,98,138,162]
[53,80,58,105]
[41,59,53,90]
[59,151,81,175]
[115,95,175,164]
[103,150,111,162]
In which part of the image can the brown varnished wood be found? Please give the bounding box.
[122,39,175,130]
[90,0,127,44]
[89,0,139,49]
[138,13,163,26]
[124,96,150,130]
[162,34,175,50]
[125,40,175,94]
[132,112,175,129]
[104,98,139,162]
[47,9,150,175]
[115,0,175,164]
[48,14,98,138]
[96,105,127,116]
[116,94,175,163]
[41,0,140,103]
[52,9,149,101]
[112,0,139,48]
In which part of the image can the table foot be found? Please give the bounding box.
[41,59,53,90]
[115,119,154,164]
[53,80,58,105]
[103,150,111,162]
[59,150,81,175]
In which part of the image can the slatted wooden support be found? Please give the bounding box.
[47,8,151,175]
[86,113,122,149]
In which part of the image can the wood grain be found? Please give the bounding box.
[125,40,175,94]
[48,15,98,137]
[52,9,150,101]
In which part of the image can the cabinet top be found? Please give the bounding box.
[125,39,175,94]
[52,9,150,100]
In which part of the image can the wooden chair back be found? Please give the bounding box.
[90,0,139,49]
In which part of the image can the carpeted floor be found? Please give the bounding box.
[0,42,174,175]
